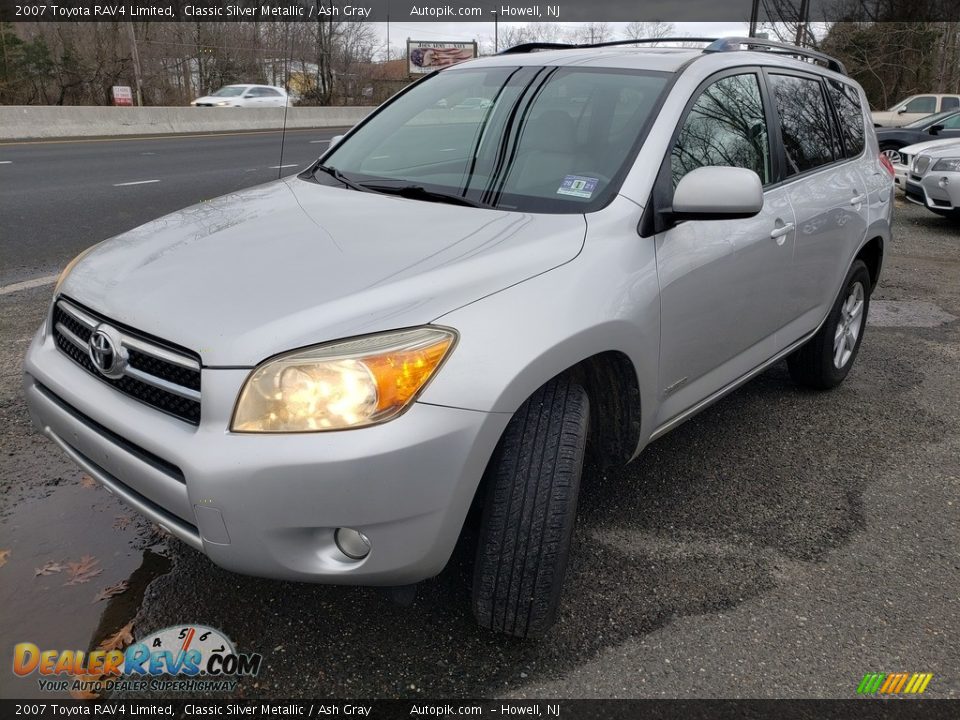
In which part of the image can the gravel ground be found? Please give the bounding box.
[0,200,957,700]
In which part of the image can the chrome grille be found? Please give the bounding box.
[51,298,201,424]
[914,156,932,176]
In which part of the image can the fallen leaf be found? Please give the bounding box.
[0,550,9,568]
[93,580,129,603]
[69,675,103,700]
[97,621,135,653]
[68,621,136,699]
[35,561,68,576]
[64,555,102,586]
[112,515,132,531]
[79,475,97,489]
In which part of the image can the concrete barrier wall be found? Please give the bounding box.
[0,106,375,141]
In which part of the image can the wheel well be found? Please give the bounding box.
[856,237,883,290]
[566,351,641,468]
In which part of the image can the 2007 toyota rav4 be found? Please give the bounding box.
[24,38,894,637]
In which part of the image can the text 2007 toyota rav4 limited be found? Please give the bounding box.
[25,38,893,637]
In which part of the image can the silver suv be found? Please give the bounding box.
[24,38,894,637]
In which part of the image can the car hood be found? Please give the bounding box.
[911,141,960,159]
[901,137,960,155]
[60,177,586,366]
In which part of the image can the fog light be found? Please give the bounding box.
[335,528,371,560]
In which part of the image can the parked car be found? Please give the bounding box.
[877,109,960,165]
[891,137,960,189]
[871,93,960,128]
[25,38,893,638]
[191,84,290,108]
[903,142,960,218]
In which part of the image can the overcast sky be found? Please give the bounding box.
[371,21,750,55]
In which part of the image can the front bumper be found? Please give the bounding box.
[905,172,960,211]
[24,324,510,585]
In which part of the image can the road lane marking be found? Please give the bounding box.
[269,164,298,169]
[0,128,348,147]
[0,274,58,296]
[113,179,160,187]
[0,160,11,164]
[309,140,331,144]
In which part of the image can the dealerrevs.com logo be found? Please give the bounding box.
[13,625,262,694]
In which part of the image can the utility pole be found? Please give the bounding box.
[386,0,390,61]
[126,22,144,106]
[493,11,498,53]
[748,0,760,38]
[795,0,810,47]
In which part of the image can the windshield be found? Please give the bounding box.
[212,86,247,97]
[321,66,669,212]
[905,109,957,129]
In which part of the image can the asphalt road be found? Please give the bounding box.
[1,178,958,698]
[0,128,345,286]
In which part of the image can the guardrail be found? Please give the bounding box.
[0,106,375,141]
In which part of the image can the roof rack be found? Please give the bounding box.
[499,36,848,76]
[498,38,721,55]
[703,37,847,75]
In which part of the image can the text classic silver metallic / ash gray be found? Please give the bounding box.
[24,38,894,637]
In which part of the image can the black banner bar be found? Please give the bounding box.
[2,0,960,23]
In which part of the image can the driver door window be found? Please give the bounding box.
[671,73,771,187]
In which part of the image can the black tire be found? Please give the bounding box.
[788,259,872,390]
[472,376,589,638]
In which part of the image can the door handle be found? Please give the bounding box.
[770,223,794,244]
[850,193,867,205]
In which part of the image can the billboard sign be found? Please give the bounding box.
[407,41,477,76]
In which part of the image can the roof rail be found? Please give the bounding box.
[498,38,721,55]
[704,37,847,75]
[498,36,848,76]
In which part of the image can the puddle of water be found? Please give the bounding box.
[0,482,171,699]
[869,300,958,328]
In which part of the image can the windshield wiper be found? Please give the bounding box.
[358,182,489,209]
[312,163,369,193]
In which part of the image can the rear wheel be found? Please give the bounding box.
[788,260,872,390]
[472,376,589,638]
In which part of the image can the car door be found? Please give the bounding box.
[933,112,960,140]
[654,70,796,426]
[767,72,869,340]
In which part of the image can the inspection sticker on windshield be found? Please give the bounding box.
[557,175,599,199]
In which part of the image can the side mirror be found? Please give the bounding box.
[897,107,908,114]
[671,166,764,221]
[930,124,944,135]
[328,134,344,148]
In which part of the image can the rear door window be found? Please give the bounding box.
[769,74,838,176]
[941,96,960,111]
[826,80,866,158]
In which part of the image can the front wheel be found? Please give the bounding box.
[879,144,903,166]
[472,376,589,638]
[787,259,872,390]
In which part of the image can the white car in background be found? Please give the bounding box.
[871,94,960,128]
[892,137,960,189]
[191,84,290,108]
[903,142,960,219]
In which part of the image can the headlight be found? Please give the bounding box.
[932,158,960,172]
[231,327,456,433]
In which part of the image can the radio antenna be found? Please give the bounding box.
[277,27,290,180]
